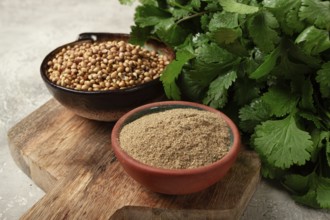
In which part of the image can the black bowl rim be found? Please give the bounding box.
[40,32,171,95]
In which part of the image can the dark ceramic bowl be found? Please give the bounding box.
[40,32,174,121]
[111,101,241,195]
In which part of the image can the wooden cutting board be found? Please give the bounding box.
[8,99,261,220]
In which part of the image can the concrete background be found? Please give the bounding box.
[0,0,329,219]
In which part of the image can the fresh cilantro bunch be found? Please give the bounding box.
[120,0,330,209]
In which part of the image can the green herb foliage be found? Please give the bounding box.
[121,0,330,209]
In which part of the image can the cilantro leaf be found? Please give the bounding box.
[295,77,315,111]
[295,26,330,55]
[284,173,310,193]
[192,33,210,48]
[285,172,330,209]
[259,160,286,179]
[204,1,221,11]
[294,188,321,208]
[191,0,201,10]
[179,70,207,101]
[261,87,299,117]
[208,11,239,32]
[299,112,323,129]
[327,139,330,168]
[187,42,238,86]
[249,46,281,79]
[233,77,260,106]
[220,40,249,57]
[242,52,264,74]
[195,42,235,64]
[317,176,330,208]
[129,25,152,45]
[134,5,171,28]
[203,70,237,108]
[271,40,312,78]
[239,98,271,133]
[288,40,321,69]
[285,2,305,33]
[168,8,190,19]
[200,14,211,32]
[263,0,304,35]
[316,62,330,98]
[211,28,242,45]
[156,22,189,46]
[167,0,196,14]
[208,11,242,44]
[284,173,328,208]
[138,0,159,6]
[299,0,330,31]
[253,115,313,168]
[249,40,312,81]
[118,0,135,5]
[317,131,330,167]
[219,0,259,14]
[160,49,195,100]
[309,129,328,161]
[187,60,235,87]
[247,10,280,53]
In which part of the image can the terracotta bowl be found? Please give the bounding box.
[111,101,241,195]
[40,32,174,121]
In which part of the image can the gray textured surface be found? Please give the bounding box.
[0,0,329,219]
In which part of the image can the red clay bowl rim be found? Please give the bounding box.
[111,100,241,175]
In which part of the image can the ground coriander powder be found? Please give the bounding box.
[119,108,231,169]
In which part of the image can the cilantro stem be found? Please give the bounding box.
[176,11,206,25]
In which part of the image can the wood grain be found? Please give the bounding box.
[8,99,261,220]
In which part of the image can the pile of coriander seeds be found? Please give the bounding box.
[46,40,170,91]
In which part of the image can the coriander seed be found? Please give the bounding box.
[46,40,169,91]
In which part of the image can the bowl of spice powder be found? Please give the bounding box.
[40,32,174,121]
[111,101,241,195]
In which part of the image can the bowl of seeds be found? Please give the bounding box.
[111,101,241,195]
[40,32,174,121]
